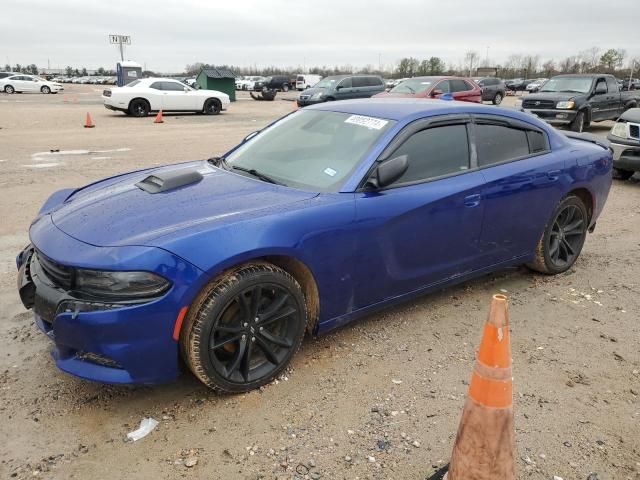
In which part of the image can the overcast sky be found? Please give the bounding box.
[2,0,639,72]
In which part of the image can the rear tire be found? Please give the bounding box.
[181,263,307,392]
[282,84,289,92]
[613,168,634,180]
[4,85,15,94]
[128,99,150,117]
[492,92,503,105]
[569,111,586,132]
[527,195,589,275]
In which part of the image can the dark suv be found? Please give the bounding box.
[474,77,506,105]
[297,75,385,106]
[253,75,292,92]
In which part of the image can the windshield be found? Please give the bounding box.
[225,110,395,192]
[540,76,592,93]
[314,77,341,89]
[390,78,435,94]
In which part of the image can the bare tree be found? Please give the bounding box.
[464,51,479,76]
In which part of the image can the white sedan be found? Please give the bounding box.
[102,78,230,116]
[0,74,64,94]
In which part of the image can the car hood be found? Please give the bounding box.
[525,91,579,102]
[49,161,317,247]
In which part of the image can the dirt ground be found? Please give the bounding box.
[0,84,638,480]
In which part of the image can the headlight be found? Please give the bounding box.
[556,101,575,109]
[611,121,627,138]
[310,92,324,100]
[75,269,171,299]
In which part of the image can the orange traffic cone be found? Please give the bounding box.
[292,100,299,111]
[84,112,95,128]
[444,293,515,480]
[63,94,68,103]
[154,110,164,123]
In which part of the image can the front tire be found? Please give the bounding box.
[492,92,503,105]
[203,98,222,115]
[569,111,585,132]
[4,85,15,94]
[41,86,51,94]
[613,168,634,180]
[181,263,307,392]
[527,195,589,274]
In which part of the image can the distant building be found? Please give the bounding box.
[196,67,237,101]
[476,67,498,77]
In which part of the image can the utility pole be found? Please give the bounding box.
[378,52,382,73]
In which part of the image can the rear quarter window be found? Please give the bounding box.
[352,77,367,88]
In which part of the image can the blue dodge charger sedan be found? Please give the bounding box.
[16,99,612,391]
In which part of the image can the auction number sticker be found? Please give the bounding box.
[345,115,388,130]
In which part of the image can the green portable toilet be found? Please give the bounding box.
[196,67,237,102]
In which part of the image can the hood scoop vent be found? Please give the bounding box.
[136,168,203,193]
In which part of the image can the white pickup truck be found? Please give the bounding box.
[102,77,230,116]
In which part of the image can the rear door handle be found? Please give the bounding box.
[464,194,481,207]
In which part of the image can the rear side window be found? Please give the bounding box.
[162,81,185,91]
[475,123,543,166]
[390,124,470,185]
[352,77,367,88]
[367,77,383,86]
[606,77,618,93]
[451,79,472,92]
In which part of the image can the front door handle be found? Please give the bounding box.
[464,194,481,207]
[547,170,561,181]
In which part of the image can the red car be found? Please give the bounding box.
[374,76,482,103]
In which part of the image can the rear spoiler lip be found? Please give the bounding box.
[564,131,611,151]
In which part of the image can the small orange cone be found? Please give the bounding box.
[444,294,515,480]
[84,112,95,128]
[293,100,299,111]
[63,94,68,103]
[73,95,77,103]
[154,110,164,123]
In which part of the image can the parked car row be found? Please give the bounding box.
[55,76,118,85]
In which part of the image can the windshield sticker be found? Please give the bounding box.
[324,167,337,177]
[345,115,388,130]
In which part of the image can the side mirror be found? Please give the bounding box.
[368,155,409,189]
[594,84,607,95]
[243,131,259,142]
[431,89,443,97]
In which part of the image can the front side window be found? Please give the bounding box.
[434,80,451,93]
[595,78,607,93]
[338,78,352,89]
[149,81,163,90]
[225,110,395,192]
[475,124,532,166]
[163,81,187,91]
[389,124,470,185]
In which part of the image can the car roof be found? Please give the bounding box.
[306,98,546,125]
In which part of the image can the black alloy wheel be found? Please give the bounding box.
[203,98,221,115]
[182,263,307,392]
[527,195,588,274]
[129,99,149,117]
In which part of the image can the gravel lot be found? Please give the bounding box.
[1,84,638,480]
